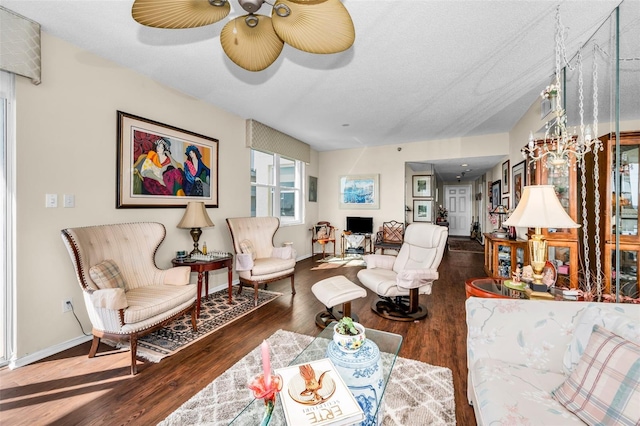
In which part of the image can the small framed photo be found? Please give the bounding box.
[412,175,432,198]
[413,199,433,222]
[511,160,526,209]
[308,176,317,202]
[502,160,510,194]
[501,197,510,209]
[491,180,501,209]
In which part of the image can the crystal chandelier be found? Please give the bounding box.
[522,7,597,169]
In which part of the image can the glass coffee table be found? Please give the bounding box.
[230,325,403,425]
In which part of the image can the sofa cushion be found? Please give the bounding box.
[250,257,295,276]
[124,284,196,324]
[553,325,640,425]
[470,358,572,425]
[89,259,127,290]
[240,239,256,260]
[562,305,640,375]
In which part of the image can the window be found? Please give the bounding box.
[251,149,304,224]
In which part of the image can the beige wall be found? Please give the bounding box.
[12,33,318,362]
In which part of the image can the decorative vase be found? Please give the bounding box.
[333,322,366,353]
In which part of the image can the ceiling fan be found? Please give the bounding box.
[131,0,355,72]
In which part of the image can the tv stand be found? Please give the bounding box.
[341,232,372,257]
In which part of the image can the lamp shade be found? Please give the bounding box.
[177,202,214,229]
[492,205,509,215]
[503,185,580,229]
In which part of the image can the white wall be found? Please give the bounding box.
[12,33,318,362]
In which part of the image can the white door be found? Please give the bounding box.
[445,185,472,237]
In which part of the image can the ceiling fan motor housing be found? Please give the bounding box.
[238,0,265,13]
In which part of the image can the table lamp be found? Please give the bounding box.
[491,205,509,238]
[177,201,214,255]
[503,185,579,286]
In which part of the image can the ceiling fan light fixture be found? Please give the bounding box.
[238,0,265,13]
[220,15,284,72]
[274,3,291,17]
[271,0,355,54]
[244,14,259,28]
[132,0,230,29]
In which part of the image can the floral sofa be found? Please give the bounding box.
[466,297,640,425]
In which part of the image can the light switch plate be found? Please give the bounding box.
[63,194,75,208]
[45,194,58,208]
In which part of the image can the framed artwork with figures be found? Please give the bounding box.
[511,160,526,209]
[491,180,501,209]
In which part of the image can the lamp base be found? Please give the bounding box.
[189,227,202,256]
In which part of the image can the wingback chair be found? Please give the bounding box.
[357,223,448,321]
[61,222,197,375]
[226,217,296,306]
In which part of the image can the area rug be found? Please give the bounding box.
[448,238,484,253]
[158,330,456,425]
[110,288,281,362]
[311,254,366,270]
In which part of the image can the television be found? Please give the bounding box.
[346,216,373,235]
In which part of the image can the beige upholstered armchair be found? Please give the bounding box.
[357,223,448,321]
[226,217,296,306]
[61,222,197,375]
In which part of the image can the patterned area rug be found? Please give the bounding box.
[311,254,366,270]
[158,330,456,425]
[448,238,484,253]
[110,288,281,362]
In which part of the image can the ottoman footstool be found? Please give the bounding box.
[311,275,367,329]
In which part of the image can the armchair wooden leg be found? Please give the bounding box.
[130,334,138,375]
[290,275,296,296]
[89,336,100,358]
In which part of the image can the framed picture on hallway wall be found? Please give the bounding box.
[491,180,501,209]
[412,175,432,198]
[116,111,219,208]
[413,200,433,222]
[502,160,510,194]
[511,160,526,209]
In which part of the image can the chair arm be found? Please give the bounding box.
[88,288,128,310]
[272,246,293,260]
[236,253,254,271]
[363,254,396,270]
[162,266,191,285]
[396,269,439,289]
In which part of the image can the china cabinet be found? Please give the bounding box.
[600,131,640,297]
[483,233,528,278]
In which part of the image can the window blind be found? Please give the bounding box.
[0,7,41,85]
[246,119,310,164]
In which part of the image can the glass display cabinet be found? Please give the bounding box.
[484,233,528,278]
[546,240,579,289]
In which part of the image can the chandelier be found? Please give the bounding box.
[521,7,597,169]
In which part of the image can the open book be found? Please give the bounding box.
[275,358,364,426]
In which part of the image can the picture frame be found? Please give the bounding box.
[308,176,318,202]
[413,199,433,222]
[339,174,380,209]
[491,180,501,209]
[502,160,510,194]
[117,111,219,208]
[501,197,510,210]
[412,175,432,198]
[511,160,526,209]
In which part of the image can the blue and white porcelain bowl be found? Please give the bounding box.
[333,322,366,353]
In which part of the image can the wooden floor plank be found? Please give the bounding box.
[0,247,482,425]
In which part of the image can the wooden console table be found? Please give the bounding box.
[172,256,233,317]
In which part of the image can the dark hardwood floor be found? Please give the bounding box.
[0,242,482,425]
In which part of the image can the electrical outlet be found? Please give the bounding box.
[62,298,73,313]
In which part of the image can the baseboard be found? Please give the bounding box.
[9,334,93,370]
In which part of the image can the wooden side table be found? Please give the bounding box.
[172,256,233,317]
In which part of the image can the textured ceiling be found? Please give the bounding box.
[1,0,633,181]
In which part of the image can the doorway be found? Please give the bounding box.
[444,184,472,237]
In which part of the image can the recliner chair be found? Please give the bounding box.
[357,223,448,321]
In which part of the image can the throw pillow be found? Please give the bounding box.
[89,259,127,290]
[239,239,256,260]
[552,325,640,425]
[562,305,640,375]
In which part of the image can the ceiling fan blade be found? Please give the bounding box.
[271,0,355,54]
[132,0,230,29]
[220,15,284,72]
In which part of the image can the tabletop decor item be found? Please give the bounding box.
[248,341,282,426]
[333,316,366,353]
